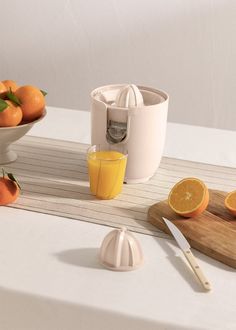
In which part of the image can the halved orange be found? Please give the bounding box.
[168,177,209,217]
[225,191,236,216]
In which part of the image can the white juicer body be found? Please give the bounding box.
[91,84,168,183]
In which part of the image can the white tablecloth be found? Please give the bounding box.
[0,107,235,330]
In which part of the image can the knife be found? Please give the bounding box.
[162,217,211,291]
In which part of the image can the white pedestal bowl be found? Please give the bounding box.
[0,110,46,164]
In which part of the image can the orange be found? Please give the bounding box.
[2,80,18,92]
[224,191,236,216]
[0,81,7,98]
[15,85,45,122]
[168,177,209,218]
[0,170,20,205]
[0,100,23,127]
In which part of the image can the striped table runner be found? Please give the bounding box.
[5,135,236,238]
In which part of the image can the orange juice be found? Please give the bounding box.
[87,149,127,199]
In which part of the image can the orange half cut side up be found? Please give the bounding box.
[168,177,209,218]
[225,191,236,216]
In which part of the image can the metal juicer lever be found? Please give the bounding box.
[107,120,127,143]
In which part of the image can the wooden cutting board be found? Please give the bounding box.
[148,189,236,268]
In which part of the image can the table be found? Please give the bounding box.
[0,107,235,330]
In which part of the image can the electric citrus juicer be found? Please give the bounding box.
[91,84,169,183]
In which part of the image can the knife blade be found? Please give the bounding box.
[162,217,211,291]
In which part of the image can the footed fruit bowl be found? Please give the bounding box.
[0,109,46,164]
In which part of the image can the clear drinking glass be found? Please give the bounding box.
[87,145,128,200]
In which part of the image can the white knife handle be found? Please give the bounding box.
[183,250,211,291]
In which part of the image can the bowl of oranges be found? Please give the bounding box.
[0,80,47,164]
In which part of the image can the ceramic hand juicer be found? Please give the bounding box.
[99,227,144,271]
[91,84,169,183]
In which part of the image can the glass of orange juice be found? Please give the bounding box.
[87,145,128,200]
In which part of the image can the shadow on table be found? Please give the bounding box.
[154,238,206,293]
[0,286,194,330]
[9,142,89,183]
[55,248,103,270]
[16,176,97,201]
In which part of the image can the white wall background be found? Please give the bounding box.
[0,0,235,130]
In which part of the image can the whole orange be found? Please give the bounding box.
[0,81,7,98]
[0,174,20,205]
[15,85,45,122]
[2,80,18,92]
[0,100,23,127]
